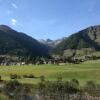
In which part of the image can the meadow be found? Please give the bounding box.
[0,60,100,85]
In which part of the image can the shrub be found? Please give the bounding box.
[17,75,21,79]
[23,75,28,78]
[84,81,97,91]
[57,75,62,82]
[10,74,17,79]
[23,74,35,78]
[40,75,45,82]
[64,80,79,93]
[4,80,21,98]
[71,79,79,86]
[0,76,1,81]
[28,74,35,78]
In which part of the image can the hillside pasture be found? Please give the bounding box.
[0,60,100,85]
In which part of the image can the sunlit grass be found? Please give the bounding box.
[0,60,100,85]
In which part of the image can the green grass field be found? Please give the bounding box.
[0,60,100,85]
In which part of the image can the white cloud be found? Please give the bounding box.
[11,19,17,25]
[11,3,18,9]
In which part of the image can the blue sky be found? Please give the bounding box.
[0,0,100,40]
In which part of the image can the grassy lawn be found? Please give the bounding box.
[0,60,100,85]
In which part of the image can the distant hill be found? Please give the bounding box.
[0,25,49,58]
[52,25,100,55]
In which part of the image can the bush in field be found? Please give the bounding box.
[40,75,45,82]
[17,75,21,79]
[23,74,35,78]
[38,82,45,92]
[57,75,63,82]
[10,74,17,79]
[4,80,21,98]
[37,77,79,94]
[0,76,1,81]
[28,74,35,78]
[69,80,79,93]
[83,80,100,96]
[23,75,28,78]
[63,80,79,94]
[84,81,97,91]
[71,79,79,87]
[14,84,33,100]
[4,80,34,100]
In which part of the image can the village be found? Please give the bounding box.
[0,54,100,66]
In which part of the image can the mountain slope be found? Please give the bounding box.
[0,25,49,57]
[53,25,100,55]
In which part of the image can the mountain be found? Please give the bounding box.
[39,39,63,47]
[0,25,49,58]
[52,25,100,55]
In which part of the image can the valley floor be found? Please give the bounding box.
[0,60,100,85]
